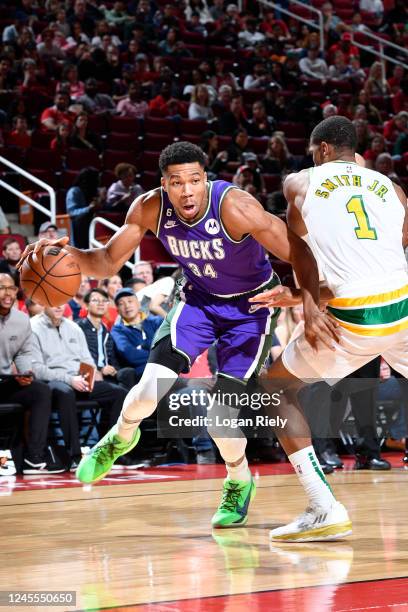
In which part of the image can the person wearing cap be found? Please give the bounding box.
[110,288,162,378]
[38,221,59,241]
[116,81,149,119]
[328,32,359,64]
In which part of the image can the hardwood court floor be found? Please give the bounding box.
[1,457,408,612]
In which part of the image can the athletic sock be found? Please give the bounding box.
[289,445,336,511]
[117,413,140,443]
[226,456,251,482]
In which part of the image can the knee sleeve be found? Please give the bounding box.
[122,362,178,421]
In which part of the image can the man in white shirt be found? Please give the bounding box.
[299,47,329,82]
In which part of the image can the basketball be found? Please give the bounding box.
[20,245,81,307]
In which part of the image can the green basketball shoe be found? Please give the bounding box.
[212,476,256,528]
[76,425,141,484]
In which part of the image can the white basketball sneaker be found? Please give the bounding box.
[269,502,352,542]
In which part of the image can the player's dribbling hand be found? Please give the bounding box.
[249,285,302,309]
[304,307,340,352]
[16,236,70,271]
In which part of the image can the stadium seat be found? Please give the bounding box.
[140,233,175,263]
[140,171,159,190]
[140,151,161,172]
[143,133,177,151]
[106,132,141,152]
[107,116,142,135]
[144,117,178,136]
[65,148,101,170]
[179,119,209,136]
[103,149,139,171]
[26,148,62,172]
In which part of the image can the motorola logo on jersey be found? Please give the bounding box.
[205,219,220,235]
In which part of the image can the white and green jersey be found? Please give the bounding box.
[302,161,408,336]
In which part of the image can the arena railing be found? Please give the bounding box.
[258,1,408,78]
[89,216,140,271]
[259,0,324,52]
[350,29,408,79]
[0,154,56,223]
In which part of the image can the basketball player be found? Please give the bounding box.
[249,115,408,541]
[19,142,337,528]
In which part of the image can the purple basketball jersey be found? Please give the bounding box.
[157,180,272,296]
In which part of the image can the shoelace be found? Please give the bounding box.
[219,481,245,512]
[92,439,120,466]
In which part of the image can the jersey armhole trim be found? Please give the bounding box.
[219,186,250,244]
[155,188,164,237]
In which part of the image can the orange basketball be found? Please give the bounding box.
[20,245,81,307]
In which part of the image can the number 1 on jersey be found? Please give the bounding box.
[346,195,377,240]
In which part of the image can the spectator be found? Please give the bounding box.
[68,0,96,38]
[38,221,59,240]
[184,0,213,24]
[36,28,66,64]
[0,273,61,474]
[69,111,102,153]
[77,288,137,390]
[126,277,147,293]
[98,275,122,329]
[185,11,208,37]
[77,77,115,115]
[322,103,338,118]
[299,46,329,82]
[384,111,408,143]
[68,275,91,321]
[388,65,405,95]
[149,80,184,117]
[0,238,22,285]
[7,115,32,149]
[261,134,295,175]
[243,61,270,90]
[111,288,162,378]
[353,90,382,125]
[102,1,134,29]
[219,95,248,135]
[116,81,149,119]
[392,79,408,115]
[56,64,85,100]
[132,261,153,285]
[66,167,101,248]
[328,51,351,82]
[247,100,275,137]
[353,118,373,155]
[106,163,144,212]
[212,84,233,116]
[322,2,342,39]
[210,58,239,92]
[40,91,75,132]
[363,134,386,169]
[50,121,70,158]
[188,84,214,121]
[328,32,359,64]
[232,164,255,190]
[31,304,129,470]
[238,18,265,48]
[375,153,400,184]
[364,62,390,98]
[209,0,224,21]
[200,130,228,177]
[226,127,251,163]
[359,0,384,25]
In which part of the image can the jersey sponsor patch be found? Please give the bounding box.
[205,218,220,235]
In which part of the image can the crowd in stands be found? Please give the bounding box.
[0,0,408,474]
